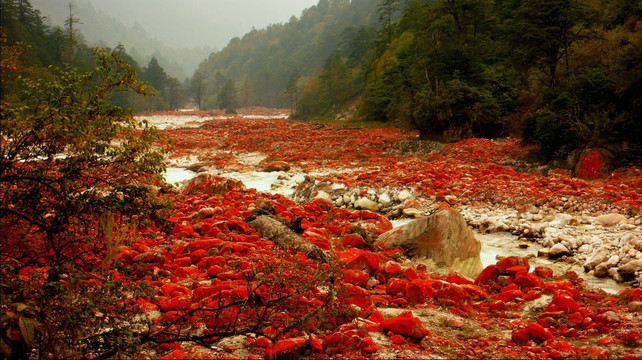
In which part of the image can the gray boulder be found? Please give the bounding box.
[375,208,482,277]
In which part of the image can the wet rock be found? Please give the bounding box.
[596,213,626,226]
[549,243,570,259]
[618,259,642,276]
[608,268,623,282]
[605,255,620,268]
[584,250,609,271]
[375,208,482,277]
[262,161,290,172]
[594,264,609,278]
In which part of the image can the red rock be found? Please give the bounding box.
[254,337,272,348]
[522,289,543,301]
[390,334,405,345]
[534,266,554,278]
[189,249,208,263]
[342,269,369,287]
[382,311,431,341]
[309,334,323,353]
[382,261,402,276]
[340,283,372,309]
[358,336,378,353]
[161,283,190,297]
[526,323,553,344]
[506,265,528,275]
[574,148,612,179]
[264,337,308,360]
[546,293,580,313]
[445,273,473,285]
[496,256,530,275]
[339,248,380,273]
[515,273,544,289]
[474,265,500,287]
[405,279,434,304]
[496,289,524,303]
[386,278,408,295]
[433,282,468,302]
[160,349,187,359]
[342,233,367,248]
[586,346,608,360]
[618,288,642,302]
[323,332,357,356]
[511,328,530,345]
[543,280,580,298]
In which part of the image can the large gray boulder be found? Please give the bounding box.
[375,208,482,277]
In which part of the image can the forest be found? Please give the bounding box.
[1,0,642,359]
[194,0,641,165]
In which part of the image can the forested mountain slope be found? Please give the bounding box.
[195,0,381,109]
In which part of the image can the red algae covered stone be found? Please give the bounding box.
[382,311,431,341]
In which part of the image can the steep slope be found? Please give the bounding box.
[196,0,379,109]
[30,0,213,79]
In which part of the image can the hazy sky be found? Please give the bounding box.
[83,0,320,49]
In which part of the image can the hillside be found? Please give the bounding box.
[30,0,213,79]
[196,0,381,109]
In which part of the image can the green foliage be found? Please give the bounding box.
[218,79,238,114]
[196,0,380,109]
[0,39,168,359]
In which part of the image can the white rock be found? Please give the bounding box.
[398,190,412,202]
[549,243,570,258]
[577,244,592,254]
[596,213,626,226]
[379,193,392,206]
[402,208,424,217]
[355,197,380,211]
[315,191,333,203]
[550,214,573,227]
[343,194,351,205]
[584,249,608,271]
[605,255,620,268]
[335,196,344,206]
[332,183,346,191]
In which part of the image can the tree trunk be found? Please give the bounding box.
[246,215,327,263]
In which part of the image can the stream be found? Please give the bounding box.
[164,167,627,294]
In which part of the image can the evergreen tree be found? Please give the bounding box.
[218,79,238,114]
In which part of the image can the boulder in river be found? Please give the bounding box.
[179,173,246,196]
[375,208,482,278]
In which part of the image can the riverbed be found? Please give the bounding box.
[163,166,630,294]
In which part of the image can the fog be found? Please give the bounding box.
[35,0,319,49]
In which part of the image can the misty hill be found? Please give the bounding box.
[30,0,213,79]
[196,0,380,109]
